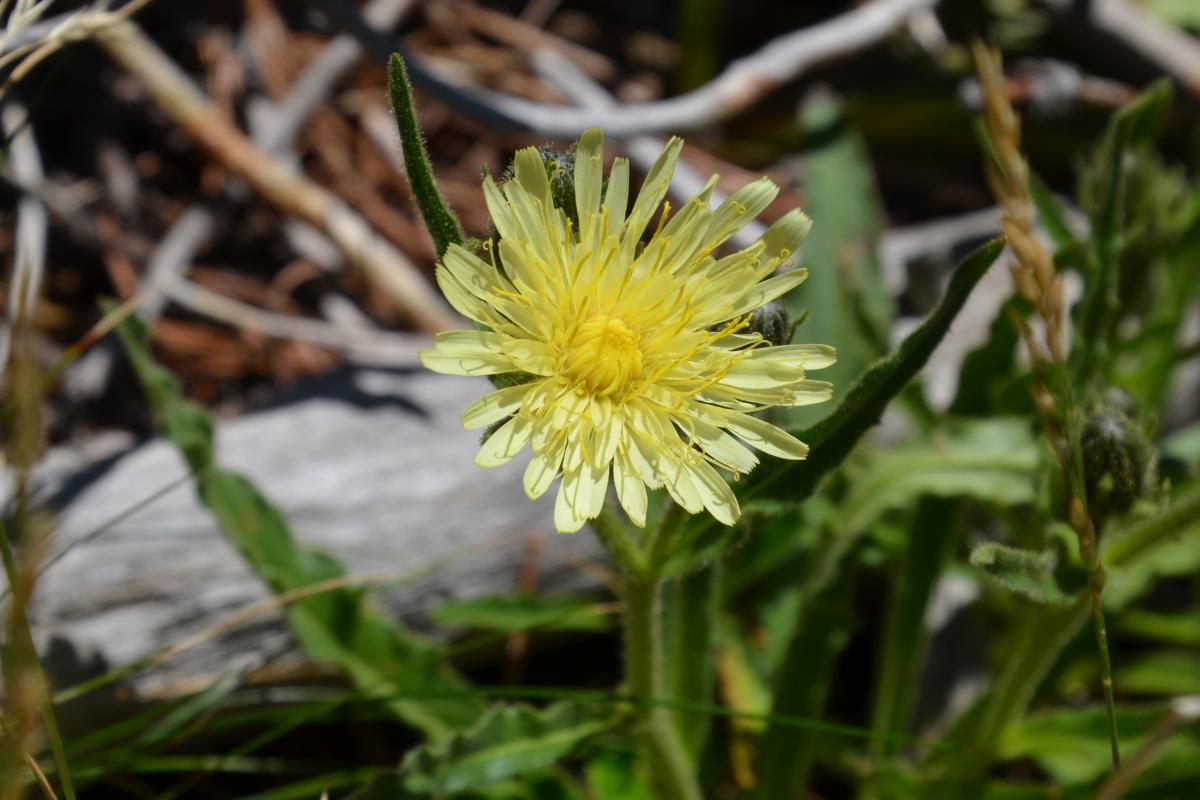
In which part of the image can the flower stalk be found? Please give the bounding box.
[599,506,703,800]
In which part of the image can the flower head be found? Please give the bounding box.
[421,130,835,533]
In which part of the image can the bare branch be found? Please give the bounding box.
[317,0,940,137]
[530,50,766,249]
[93,17,457,332]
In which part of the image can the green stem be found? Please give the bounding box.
[1091,590,1121,772]
[592,502,701,800]
[623,576,702,800]
[591,506,646,575]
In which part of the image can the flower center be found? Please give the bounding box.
[563,315,644,398]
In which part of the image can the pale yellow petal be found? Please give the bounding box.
[623,136,682,249]
[660,455,704,513]
[759,208,812,268]
[603,157,630,238]
[614,447,648,527]
[476,415,532,467]
[513,146,553,207]
[524,435,565,499]
[701,177,778,250]
[554,475,588,533]
[501,338,556,376]
[688,459,739,527]
[574,128,604,229]
[723,413,810,459]
[461,382,536,430]
[420,330,514,376]
[483,175,520,241]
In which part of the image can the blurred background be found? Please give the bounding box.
[1,0,1198,797]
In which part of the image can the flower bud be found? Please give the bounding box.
[748,301,793,347]
[1081,392,1152,518]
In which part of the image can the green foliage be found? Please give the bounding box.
[397,703,608,796]
[969,542,1073,606]
[664,238,1005,576]
[786,92,892,425]
[999,704,1200,787]
[432,595,614,634]
[114,312,483,741]
[1075,79,1174,385]
[388,54,466,258]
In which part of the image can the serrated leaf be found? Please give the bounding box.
[432,595,614,634]
[400,702,608,795]
[114,312,482,740]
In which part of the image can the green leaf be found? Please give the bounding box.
[1102,486,1200,609]
[750,562,856,799]
[1028,170,1078,251]
[1115,651,1200,696]
[1118,609,1200,646]
[114,313,483,741]
[664,237,1006,577]
[388,53,465,258]
[432,595,614,634]
[969,542,1074,606]
[1076,79,1173,382]
[840,418,1040,535]
[785,92,892,427]
[999,703,1200,786]
[869,499,955,757]
[584,751,656,800]
[760,237,1005,505]
[399,702,608,795]
[950,297,1024,416]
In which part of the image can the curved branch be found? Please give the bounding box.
[317,0,940,137]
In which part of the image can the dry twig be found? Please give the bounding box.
[319,0,940,136]
[93,16,456,332]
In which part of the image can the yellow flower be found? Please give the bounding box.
[421,130,835,533]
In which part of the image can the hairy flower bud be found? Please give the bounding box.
[1081,392,1152,518]
[747,301,793,347]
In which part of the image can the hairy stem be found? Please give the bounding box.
[623,576,702,800]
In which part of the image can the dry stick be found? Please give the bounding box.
[67,0,422,394]
[0,0,159,101]
[1084,0,1200,100]
[254,0,416,154]
[92,17,457,333]
[453,1,617,82]
[529,49,766,250]
[973,39,1122,776]
[318,0,939,137]
[161,279,425,365]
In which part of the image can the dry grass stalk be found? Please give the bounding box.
[971,37,1123,776]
